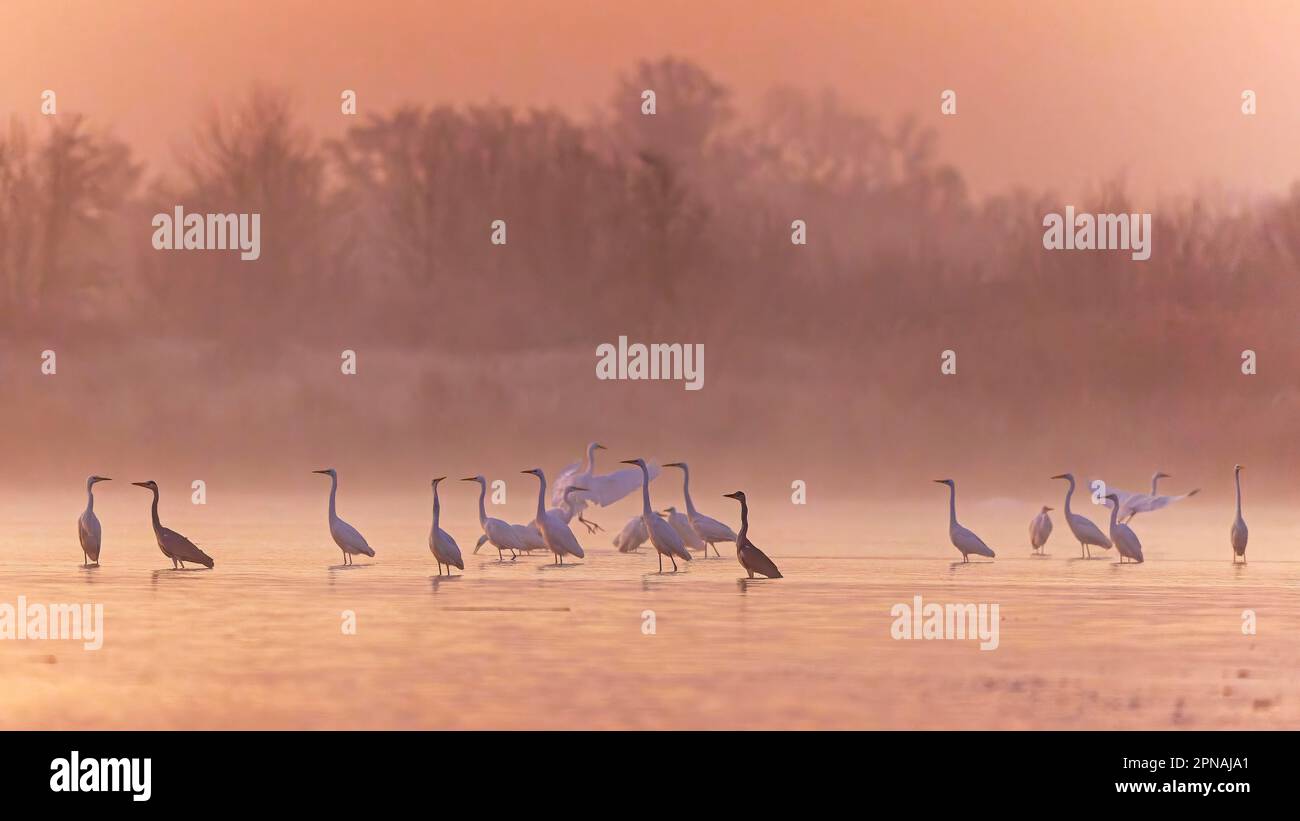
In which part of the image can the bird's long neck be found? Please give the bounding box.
[432,485,442,530]
[1150,474,1162,495]
[85,482,95,513]
[476,481,488,525]
[679,467,697,516]
[638,463,652,515]
[1108,500,1119,530]
[584,445,598,475]
[149,488,162,534]
[533,474,547,519]
[1234,471,1243,516]
[327,474,338,520]
[1062,477,1075,515]
[947,483,957,526]
[736,498,749,544]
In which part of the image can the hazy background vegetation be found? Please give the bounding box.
[1,58,1296,502]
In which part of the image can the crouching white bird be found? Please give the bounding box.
[612,515,651,552]
[132,480,215,569]
[1029,505,1053,554]
[664,462,737,556]
[462,475,526,560]
[78,475,111,566]
[722,491,782,579]
[429,477,464,576]
[522,468,585,564]
[1051,473,1112,558]
[1231,464,1248,564]
[313,468,375,565]
[1104,493,1144,563]
[623,458,691,572]
[933,479,995,562]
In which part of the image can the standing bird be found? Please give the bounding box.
[1231,464,1248,564]
[462,475,526,560]
[933,479,996,562]
[1029,505,1053,554]
[1104,493,1144,563]
[429,477,464,576]
[664,462,737,557]
[622,458,691,572]
[522,468,585,564]
[131,481,214,569]
[722,491,782,579]
[662,507,705,552]
[312,468,375,565]
[553,443,661,533]
[1050,473,1112,558]
[612,515,651,553]
[78,475,110,566]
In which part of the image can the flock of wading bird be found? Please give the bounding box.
[936,466,1250,564]
[74,443,783,579]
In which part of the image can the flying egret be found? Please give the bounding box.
[554,443,661,533]
[77,475,110,566]
[722,491,782,579]
[664,462,737,557]
[622,458,691,572]
[1029,505,1053,554]
[933,479,996,562]
[662,506,706,552]
[131,481,214,569]
[462,475,526,560]
[612,515,651,552]
[1231,464,1248,564]
[312,468,375,565]
[1050,473,1112,558]
[1104,493,1144,563]
[1099,472,1199,522]
[429,477,464,576]
[522,468,585,564]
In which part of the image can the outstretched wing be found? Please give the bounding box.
[586,462,660,507]
[160,527,214,568]
[1134,489,1200,514]
[549,461,584,506]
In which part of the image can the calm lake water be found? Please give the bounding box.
[1,492,1296,729]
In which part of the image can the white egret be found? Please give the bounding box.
[462,475,526,560]
[664,462,737,557]
[1050,473,1112,558]
[554,443,661,533]
[621,458,691,572]
[131,481,214,569]
[1029,505,1053,554]
[522,468,585,564]
[612,515,651,552]
[933,479,996,562]
[722,491,782,579]
[1104,493,1144,563]
[429,477,464,576]
[662,506,705,552]
[1231,464,1248,563]
[78,475,110,566]
[1099,471,1199,522]
[312,468,375,565]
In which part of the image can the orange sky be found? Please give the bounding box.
[2,0,1298,200]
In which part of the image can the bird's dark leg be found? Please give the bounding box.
[510,549,517,560]
[658,553,663,573]
[671,556,678,572]
[748,569,754,579]
[579,514,602,534]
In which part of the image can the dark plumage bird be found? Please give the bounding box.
[132,481,215,569]
[722,491,782,579]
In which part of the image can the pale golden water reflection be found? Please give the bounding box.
[0,494,1297,729]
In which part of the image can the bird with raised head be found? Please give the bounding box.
[622,458,691,572]
[312,468,375,565]
[78,475,111,566]
[722,491,782,578]
[131,480,214,569]
[933,479,995,563]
